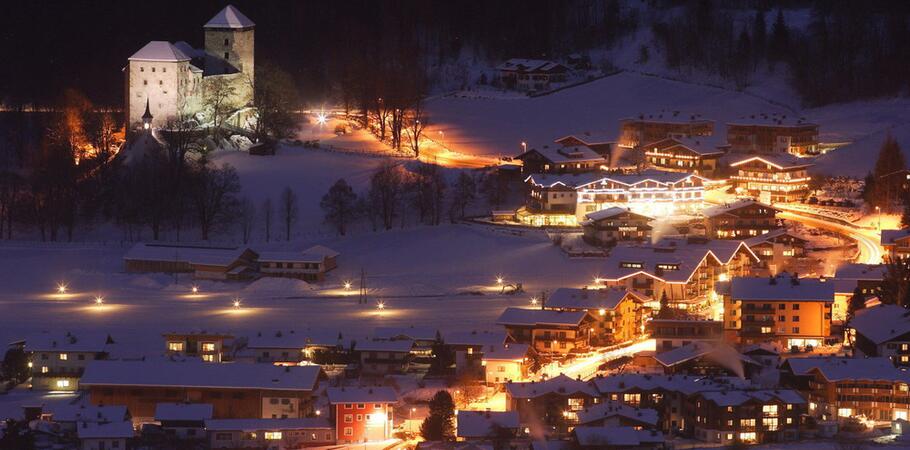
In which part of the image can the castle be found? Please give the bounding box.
[124,5,255,133]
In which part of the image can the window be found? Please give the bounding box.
[41,366,48,373]
[168,342,184,352]
[763,417,778,431]
[739,432,757,442]
[143,80,148,86]
[356,414,362,421]
[202,354,214,362]
[620,262,643,269]
[762,404,778,416]
[727,419,733,426]
[224,52,230,60]
[281,398,290,405]
[224,38,229,46]
[792,327,800,333]
[216,433,232,440]
[77,354,85,361]
[140,67,144,72]
[202,342,216,352]
[344,427,353,436]
[786,404,793,410]
[792,304,800,310]
[344,414,353,423]
[59,354,68,361]
[779,315,786,322]
[264,432,282,440]
[56,379,70,388]
[152,67,156,72]
[374,404,382,409]
[740,419,755,427]
[270,398,279,404]
[778,304,786,310]
[786,417,793,424]
[838,408,852,417]
[345,404,353,409]
[727,406,733,412]
[41,354,48,360]
[357,403,365,409]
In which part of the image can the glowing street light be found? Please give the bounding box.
[530,297,539,306]
[316,112,327,125]
[521,141,527,152]
[343,281,352,291]
[57,284,68,295]
[191,285,199,294]
[233,299,242,309]
[94,296,104,306]
[377,301,386,311]
[315,409,321,416]
[495,276,504,285]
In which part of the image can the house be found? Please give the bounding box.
[618,113,714,149]
[781,356,910,423]
[702,200,782,240]
[688,389,804,444]
[481,343,532,384]
[123,243,258,280]
[744,229,808,274]
[729,154,812,204]
[554,133,615,157]
[497,59,569,91]
[355,339,414,376]
[647,319,722,352]
[572,426,665,449]
[326,386,397,444]
[496,307,596,355]
[850,304,910,366]
[257,245,340,282]
[581,207,653,246]
[642,136,726,177]
[740,343,781,368]
[723,274,834,348]
[882,229,910,261]
[518,170,706,226]
[832,263,887,322]
[599,238,758,313]
[162,331,233,363]
[456,410,520,441]
[374,326,439,358]
[245,330,342,364]
[726,114,819,155]
[50,404,131,434]
[205,418,334,449]
[651,342,760,377]
[544,288,647,345]
[505,374,599,436]
[21,332,110,391]
[154,403,212,440]
[444,331,509,380]
[575,401,659,429]
[80,360,322,421]
[515,145,605,175]
[77,420,134,450]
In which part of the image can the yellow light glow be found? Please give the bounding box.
[530,297,539,306]
[598,308,606,316]
[94,296,104,305]
[57,284,67,294]
[368,412,387,424]
[191,286,199,294]
[315,409,321,416]
[496,276,504,285]
[343,281,352,290]
[377,301,385,311]
[316,112,327,125]
[233,299,242,309]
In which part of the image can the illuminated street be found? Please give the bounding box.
[535,338,656,381]
[778,209,884,265]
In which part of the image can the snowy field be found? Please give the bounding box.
[0,225,601,358]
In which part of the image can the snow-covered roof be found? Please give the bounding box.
[727,112,816,127]
[124,243,255,267]
[593,373,751,396]
[834,263,887,281]
[524,169,699,190]
[497,58,568,73]
[77,420,134,440]
[882,229,910,245]
[730,276,834,302]
[256,251,325,264]
[643,136,727,156]
[173,41,203,59]
[653,341,757,369]
[481,343,530,362]
[546,288,644,311]
[702,199,777,218]
[326,386,398,404]
[304,245,340,258]
[51,404,128,424]
[80,360,320,392]
[496,307,589,327]
[443,330,507,347]
[600,239,757,284]
[247,330,340,349]
[204,418,331,432]
[374,326,438,341]
[554,133,615,146]
[850,304,910,345]
[517,145,605,164]
[743,228,809,247]
[155,403,213,422]
[573,426,664,447]
[204,5,255,29]
[505,374,598,399]
[740,342,781,355]
[698,389,805,407]
[576,401,659,426]
[583,207,652,223]
[129,41,191,62]
[785,356,910,383]
[456,411,519,438]
[621,111,713,125]
[22,332,109,353]
[356,339,414,353]
[729,154,813,170]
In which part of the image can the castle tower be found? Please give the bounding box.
[124,41,193,131]
[204,5,255,84]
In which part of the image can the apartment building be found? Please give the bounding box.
[729,155,812,204]
[496,307,596,355]
[702,200,781,240]
[544,288,647,345]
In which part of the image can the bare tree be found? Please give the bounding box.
[261,197,273,242]
[238,197,255,244]
[449,172,476,221]
[280,187,298,241]
[320,179,359,235]
[249,63,301,143]
[404,102,428,158]
[369,163,409,230]
[189,163,241,240]
[202,76,238,135]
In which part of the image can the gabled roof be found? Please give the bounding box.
[517,146,604,164]
[545,288,644,311]
[784,356,910,383]
[583,207,653,223]
[697,389,805,407]
[22,332,109,353]
[356,339,414,353]
[51,404,128,424]
[374,326,438,341]
[850,304,910,345]
[481,343,530,362]
[743,229,809,247]
[246,330,340,349]
[77,420,134,440]
[304,245,340,258]
[593,373,751,396]
[129,41,191,62]
[204,418,331,432]
[524,170,701,190]
[554,133,615,146]
[456,411,520,438]
[600,240,757,284]
[576,401,659,426]
[496,308,589,327]
[834,263,887,281]
[155,403,213,422]
[124,243,256,267]
[80,360,320,392]
[729,154,813,170]
[653,341,758,369]
[326,386,398,404]
[643,136,727,156]
[730,276,834,302]
[496,59,568,73]
[205,5,255,29]
[703,199,778,218]
[443,330,508,347]
[573,426,664,447]
[505,374,598,399]
[882,229,910,246]
[727,112,816,127]
[621,111,713,125]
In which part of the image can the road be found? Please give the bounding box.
[777,209,884,265]
[535,339,656,381]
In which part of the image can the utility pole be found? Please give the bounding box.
[359,268,367,304]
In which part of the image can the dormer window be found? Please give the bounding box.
[620,262,643,269]
[656,264,679,271]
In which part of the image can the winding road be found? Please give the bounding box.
[777,209,884,265]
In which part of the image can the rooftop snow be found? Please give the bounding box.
[496,59,567,73]
[443,330,507,347]
[583,207,652,222]
[77,420,134,439]
[204,5,255,29]
[303,245,340,258]
[256,251,325,264]
[496,307,588,327]
[247,330,340,349]
[129,41,191,62]
[517,145,604,163]
[554,133,615,145]
[698,389,805,407]
[573,426,664,447]
[729,154,813,170]
[702,199,777,218]
[643,135,727,156]
[21,331,108,353]
[204,418,331,431]
[743,229,809,247]
[155,403,213,422]
[730,276,834,302]
[621,111,713,125]
[355,339,414,353]
[600,239,756,284]
[123,243,254,267]
[834,263,887,281]
[80,360,320,392]
[727,112,816,127]
[785,356,910,383]
[850,304,910,345]
[326,386,398,404]
[51,404,128,423]
[456,411,519,438]
[576,401,659,426]
[593,374,751,396]
[545,288,643,311]
[505,374,598,399]
[525,169,698,189]
[882,229,910,245]
[374,326,438,341]
[481,343,530,361]
[653,341,757,369]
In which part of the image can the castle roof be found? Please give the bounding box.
[129,41,191,62]
[205,5,255,29]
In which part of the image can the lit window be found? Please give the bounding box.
[59,354,68,361]
[56,379,70,388]
[838,408,853,417]
[344,427,353,436]
[202,354,215,362]
[41,366,48,374]
[264,432,281,440]
[167,342,184,352]
[202,342,216,352]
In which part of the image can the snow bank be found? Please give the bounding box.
[241,277,318,297]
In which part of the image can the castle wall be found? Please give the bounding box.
[204,28,255,84]
[126,60,193,129]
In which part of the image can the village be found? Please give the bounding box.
[4,2,910,450]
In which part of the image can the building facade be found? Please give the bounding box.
[581,207,653,246]
[642,137,724,177]
[326,387,397,445]
[496,307,596,355]
[726,115,818,155]
[729,155,812,204]
[702,200,781,239]
[618,115,714,149]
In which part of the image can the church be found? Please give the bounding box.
[124,5,255,134]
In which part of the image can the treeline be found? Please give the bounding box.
[651,0,910,105]
[320,163,513,236]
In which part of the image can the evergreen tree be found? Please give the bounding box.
[872,135,906,208]
[881,258,910,307]
[845,286,865,328]
[752,10,767,65]
[657,291,675,319]
[428,331,454,375]
[320,178,359,236]
[769,9,790,62]
[420,391,455,441]
[862,172,877,207]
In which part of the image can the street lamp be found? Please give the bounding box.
[191,285,199,294]
[530,297,539,306]
[521,141,527,152]
[233,299,242,309]
[94,296,104,306]
[343,281,352,291]
[875,206,881,231]
[56,283,68,295]
[496,276,504,285]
